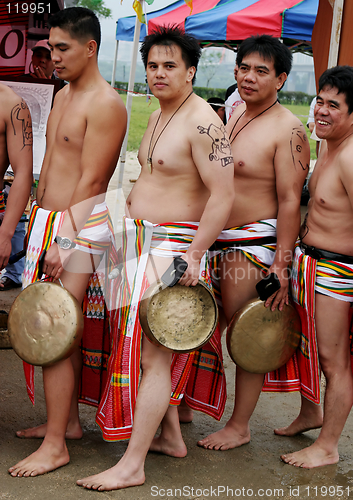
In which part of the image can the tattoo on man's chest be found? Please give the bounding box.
[197,123,234,167]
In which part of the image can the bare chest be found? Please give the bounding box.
[310,161,347,210]
[231,128,276,181]
[47,100,87,152]
[139,121,194,176]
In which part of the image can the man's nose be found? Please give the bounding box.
[51,51,60,62]
[244,70,255,82]
[156,66,165,77]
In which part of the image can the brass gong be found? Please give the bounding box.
[8,281,84,366]
[226,298,301,374]
[139,280,218,353]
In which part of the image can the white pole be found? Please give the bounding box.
[111,39,119,88]
[327,0,344,68]
[114,3,144,229]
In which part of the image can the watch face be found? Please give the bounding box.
[61,237,72,249]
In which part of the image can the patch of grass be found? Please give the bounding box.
[119,93,160,152]
[119,92,316,159]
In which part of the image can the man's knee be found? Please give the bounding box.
[319,352,352,379]
[141,336,172,372]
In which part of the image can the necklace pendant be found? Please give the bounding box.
[147,157,152,174]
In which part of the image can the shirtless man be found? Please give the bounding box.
[0,84,32,271]
[197,35,311,451]
[8,7,127,477]
[279,65,353,468]
[77,25,234,492]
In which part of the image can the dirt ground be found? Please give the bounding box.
[2,158,353,500]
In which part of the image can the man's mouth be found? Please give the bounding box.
[317,120,330,126]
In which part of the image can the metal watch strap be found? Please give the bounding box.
[54,236,76,249]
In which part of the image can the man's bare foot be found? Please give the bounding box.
[274,415,323,436]
[77,463,145,491]
[281,443,339,469]
[8,442,70,477]
[149,434,187,457]
[16,421,83,440]
[197,423,250,451]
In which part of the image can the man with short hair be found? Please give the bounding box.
[279,65,353,468]
[8,7,127,477]
[77,25,234,492]
[0,84,32,274]
[197,35,310,451]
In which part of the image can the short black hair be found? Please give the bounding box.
[140,25,201,84]
[318,65,353,115]
[48,7,101,54]
[236,35,292,77]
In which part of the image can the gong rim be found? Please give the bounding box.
[226,298,301,374]
[8,281,84,366]
[139,279,218,353]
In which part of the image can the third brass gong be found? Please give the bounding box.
[227,298,301,374]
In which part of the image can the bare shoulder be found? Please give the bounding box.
[147,108,161,126]
[275,104,305,134]
[0,83,24,112]
[187,94,224,133]
[92,80,126,112]
[338,138,353,179]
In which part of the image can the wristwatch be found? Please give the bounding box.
[54,236,76,250]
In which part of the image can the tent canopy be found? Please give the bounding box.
[186,0,318,50]
[116,0,221,42]
[116,0,318,53]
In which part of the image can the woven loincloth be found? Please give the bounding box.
[22,200,119,406]
[95,217,226,441]
[208,219,277,305]
[264,244,353,403]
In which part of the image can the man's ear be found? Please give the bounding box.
[187,66,196,83]
[87,39,97,58]
[276,72,287,91]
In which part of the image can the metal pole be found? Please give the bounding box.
[327,0,344,68]
[113,3,144,229]
[111,39,119,88]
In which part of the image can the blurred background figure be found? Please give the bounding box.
[207,97,226,124]
[224,64,243,123]
[24,40,56,80]
[307,96,321,157]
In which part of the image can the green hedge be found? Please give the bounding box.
[111,81,315,106]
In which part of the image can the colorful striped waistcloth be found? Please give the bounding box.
[95,217,226,441]
[22,200,119,406]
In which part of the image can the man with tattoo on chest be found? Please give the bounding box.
[8,7,127,477]
[0,84,32,274]
[197,35,310,451]
[77,26,234,492]
[278,66,353,468]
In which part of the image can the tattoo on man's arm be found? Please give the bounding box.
[197,123,234,167]
[290,127,309,172]
[11,99,33,150]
